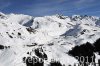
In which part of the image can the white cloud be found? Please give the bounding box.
[76,0,94,4]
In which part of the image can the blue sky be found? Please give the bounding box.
[0,0,100,16]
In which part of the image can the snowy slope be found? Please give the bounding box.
[0,12,100,66]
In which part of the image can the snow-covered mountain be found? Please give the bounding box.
[0,12,100,66]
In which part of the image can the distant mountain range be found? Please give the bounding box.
[0,12,100,66]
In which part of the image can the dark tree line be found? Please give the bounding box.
[68,38,100,66]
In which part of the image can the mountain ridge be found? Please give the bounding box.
[0,12,100,66]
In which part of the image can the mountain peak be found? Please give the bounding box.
[0,12,6,19]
